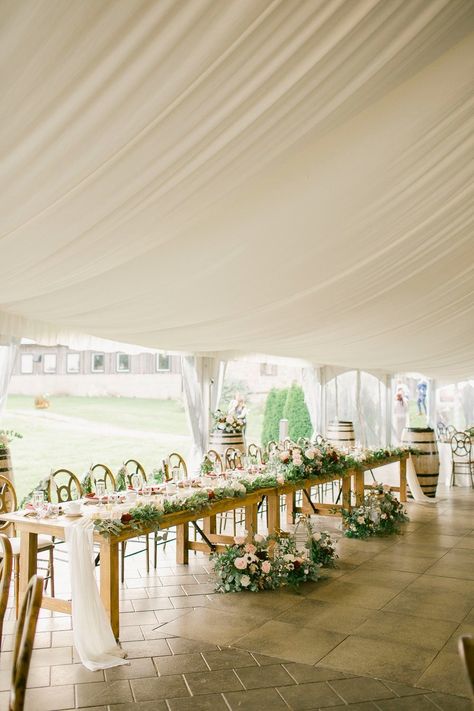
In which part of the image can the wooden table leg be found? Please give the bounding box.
[203,516,216,536]
[355,470,365,505]
[342,476,351,511]
[400,457,407,502]
[100,539,119,639]
[19,531,37,614]
[286,493,295,525]
[176,524,189,565]
[267,492,280,535]
[301,487,313,514]
[244,504,258,540]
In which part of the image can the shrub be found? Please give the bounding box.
[261,387,288,447]
[283,383,312,442]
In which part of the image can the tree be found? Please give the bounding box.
[283,383,312,442]
[261,388,288,447]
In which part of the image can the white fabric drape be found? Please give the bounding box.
[65,519,128,671]
[0,3,473,380]
[181,355,226,472]
[406,455,439,504]
[0,337,19,418]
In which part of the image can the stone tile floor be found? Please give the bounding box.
[0,485,472,710]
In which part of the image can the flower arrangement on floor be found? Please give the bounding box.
[341,484,408,539]
[212,409,246,434]
[210,524,338,593]
[295,515,338,568]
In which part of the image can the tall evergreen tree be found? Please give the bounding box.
[283,383,312,442]
[261,387,289,446]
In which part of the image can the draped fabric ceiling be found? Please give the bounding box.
[1,0,473,380]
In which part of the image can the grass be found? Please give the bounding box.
[2,395,265,503]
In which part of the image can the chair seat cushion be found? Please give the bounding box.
[8,536,54,556]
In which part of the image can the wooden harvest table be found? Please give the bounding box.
[1,453,407,640]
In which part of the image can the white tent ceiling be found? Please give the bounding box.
[1,0,473,380]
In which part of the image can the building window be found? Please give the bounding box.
[20,354,34,374]
[156,353,171,372]
[43,354,57,374]
[67,353,80,373]
[260,362,278,376]
[116,353,130,372]
[92,353,105,373]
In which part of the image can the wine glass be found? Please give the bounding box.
[96,481,106,508]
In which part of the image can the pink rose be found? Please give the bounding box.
[234,535,246,545]
[261,560,271,574]
[234,556,247,570]
[254,534,264,543]
[244,543,256,554]
[305,449,315,460]
[279,451,290,463]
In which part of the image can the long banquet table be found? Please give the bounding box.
[2,452,407,640]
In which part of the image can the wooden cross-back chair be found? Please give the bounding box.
[0,535,12,651]
[266,441,278,455]
[224,447,243,470]
[167,453,187,480]
[458,635,474,697]
[90,463,116,492]
[9,575,43,711]
[205,450,223,474]
[123,459,147,485]
[247,443,262,464]
[0,476,55,616]
[48,469,82,503]
[450,432,474,488]
[282,438,293,450]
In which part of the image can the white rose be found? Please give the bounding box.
[226,415,234,424]
[240,574,251,587]
[254,534,265,543]
[305,449,315,460]
[357,515,365,524]
[312,532,322,541]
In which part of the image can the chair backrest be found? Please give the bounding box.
[48,469,82,503]
[266,441,278,455]
[446,425,457,439]
[314,434,325,446]
[123,459,147,484]
[168,453,187,481]
[0,476,17,532]
[224,447,242,470]
[90,464,116,492]
[247,443,262,464]
[458,635,474,696]
[450,432,472,463]
[0,535,12,650]
[10,575,43,711]
[282,438,293,451]
[206,450,223,474]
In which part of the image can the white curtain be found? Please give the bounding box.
[181,355,227,473]
[301,366,321,439]
[0,337,19,418]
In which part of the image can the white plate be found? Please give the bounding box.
[64,512,82,518]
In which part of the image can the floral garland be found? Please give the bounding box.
[212,409,246,434]
[341,484,409,539]
[0,430,22,450]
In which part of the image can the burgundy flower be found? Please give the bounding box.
[293,560,301,569]
[121,512,133,524]
[208,490,216,500]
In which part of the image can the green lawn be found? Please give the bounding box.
[2,395,265,502]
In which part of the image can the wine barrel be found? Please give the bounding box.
[0,446,14,484]
[402,427,439,498]
[208,430,245,459]
[326,420,355,449]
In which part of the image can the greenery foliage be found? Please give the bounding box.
[261,388,288,447]
[341,484,409,539]
[283,383,312,442]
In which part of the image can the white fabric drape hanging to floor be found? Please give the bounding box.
[0,1,473,380]
[0,337,19,418]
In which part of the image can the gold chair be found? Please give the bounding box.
[9,575,43,711]
[266,440,278,456]
[167,453,188,480]
[247,443,262,464]
[458,635,474,696]
[205,450,223,474]
[123,459,147,484]
[224,447,243,470]
[48,469,82,502]
[0,535,12,651]
[0,476,54,615]
[90,463,116,492]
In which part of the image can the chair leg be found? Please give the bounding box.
[121,542,126,584]
[154,532,158,569]
[14,557,19,619]
[145,535,150,574]
[49,547,55,598]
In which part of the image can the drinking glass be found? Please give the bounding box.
[32,490,45,518]
[96,481,106,508]
[131,473,143,494]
